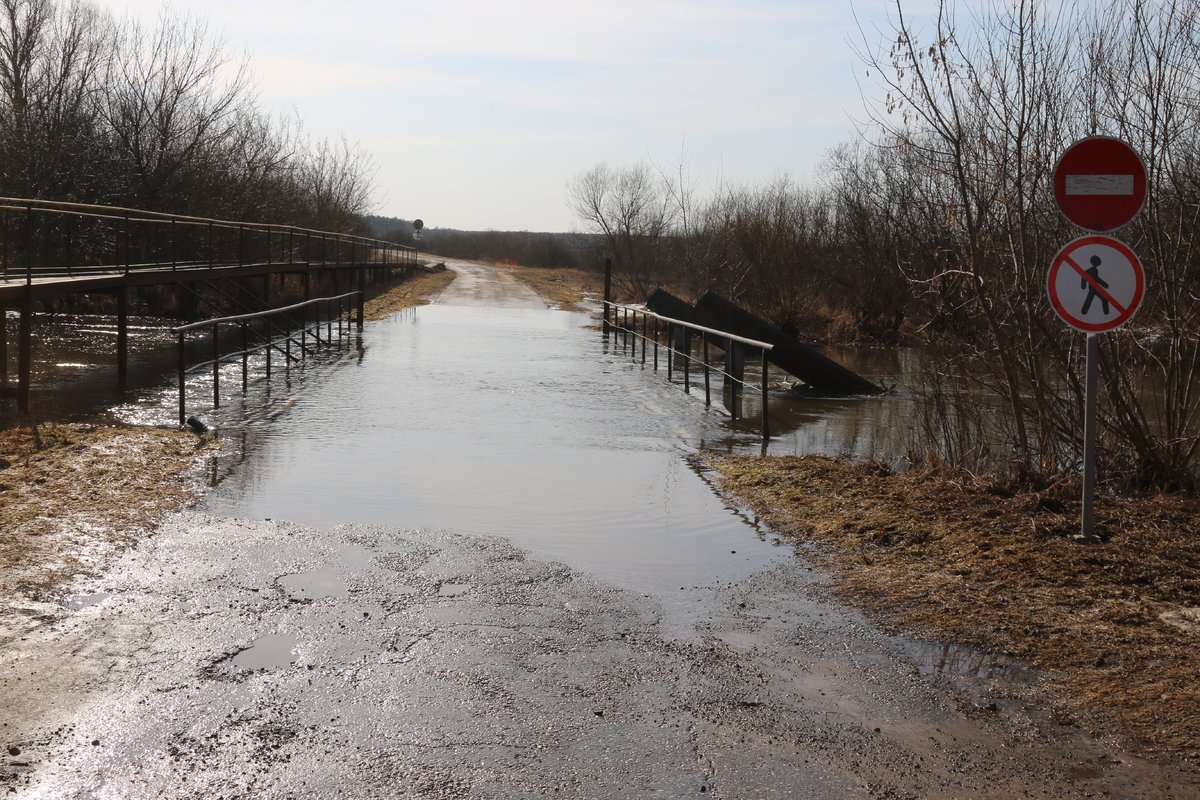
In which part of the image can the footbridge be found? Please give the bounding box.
[0,198,418,414]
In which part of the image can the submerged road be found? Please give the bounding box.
[2,260,1196,798]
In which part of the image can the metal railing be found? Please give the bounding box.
[0,197,416,283]
[605,301,775,441]
[171,291,362,426]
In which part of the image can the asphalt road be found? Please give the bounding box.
[2,261,1196,798]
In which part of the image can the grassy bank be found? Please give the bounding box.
[713,455,1200,759]
[363,266,457,320]
[0,423,214,601]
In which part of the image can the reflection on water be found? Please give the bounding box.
[200,304,796,594]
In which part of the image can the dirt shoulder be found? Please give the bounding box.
[712,454,1200,760]
[489,261,605,312]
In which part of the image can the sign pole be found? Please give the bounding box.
[1081,333,1099,539]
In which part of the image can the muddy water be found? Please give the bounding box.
[200,303,796,596]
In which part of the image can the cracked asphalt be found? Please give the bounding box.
[3,261,1198,797]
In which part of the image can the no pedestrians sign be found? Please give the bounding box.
[1046,235,1145,333]
[1054,136,1147,232]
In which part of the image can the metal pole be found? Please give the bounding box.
[602,258,612,333]
[653,318,659,371]
[667,323,673,381]
[703,333,711,406]
[177,331,186,426]
[761,348,770,442]
[211,324,220,409]
[116,288,128,388]
[683,331,690,393]
[641,312,647,364]
[1081,333,1099,539]
[241,320,248,392]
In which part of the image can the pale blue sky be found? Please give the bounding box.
[101,0,919,232]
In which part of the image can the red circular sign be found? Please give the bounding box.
[1047,235,1145,333]
[1053,137,1146,232]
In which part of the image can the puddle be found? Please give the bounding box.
[907,642,1032,682]
[228,633,299,671]
[63,592,110,610]
[278,568,348,600]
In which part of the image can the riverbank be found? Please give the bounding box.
[713,454,1200,760]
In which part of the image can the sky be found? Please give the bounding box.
[98,0,923,232]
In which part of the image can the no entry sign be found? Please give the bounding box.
[1054,137,1146,232]
[1047,235,1145,333]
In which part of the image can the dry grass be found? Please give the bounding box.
[712,454,1200,759]
[363,267,457,321]
[0,422,214,599]
[491,261,605,312]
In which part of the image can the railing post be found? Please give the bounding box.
[238,225,245,266]
[683,329,690,394]
[122,212,130,274]
[667,323,673,381]
[602,258,612,334]
[211,323,220,410]
[207,222,214,268]
[171,218,177,271]
[23,204,33,284]
[178,330,186,426]
[703,333,711,406]
[265,313,272,379]
[653,317,659,371]
[761,348,770,442]
[241,320,248,391]
[641,312,647,364]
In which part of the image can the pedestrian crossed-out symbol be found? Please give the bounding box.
[1047,235,1144,333]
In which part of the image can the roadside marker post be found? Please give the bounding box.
[1050,138,1148,539]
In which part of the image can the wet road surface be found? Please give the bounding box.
[3,260,1197,797]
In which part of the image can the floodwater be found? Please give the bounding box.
[2,281,926,595]
[199,302,797,596]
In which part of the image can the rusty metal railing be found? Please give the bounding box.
[171,291,362,427]
[605,301,775,442]
[0,197,416,283]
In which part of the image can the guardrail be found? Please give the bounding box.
[0,197,415,283]
[171,291,361,427]
[605,301,774,441]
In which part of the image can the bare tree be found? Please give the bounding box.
[568,162,674,298]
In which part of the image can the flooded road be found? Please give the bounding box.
[3,260,1196,797]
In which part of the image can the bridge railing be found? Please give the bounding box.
[0,197,416,282]
[171,290,363,427]
[604,301,775,442]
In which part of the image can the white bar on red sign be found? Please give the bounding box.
[1065,175,1135,195]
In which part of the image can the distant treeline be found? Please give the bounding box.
[0,0,374,232]
[367,215,589,270]
[570,0,1200,491]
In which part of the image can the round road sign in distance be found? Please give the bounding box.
[1053,136,1146,232]
[1047,235,1145,333]
[413,219,424,230]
